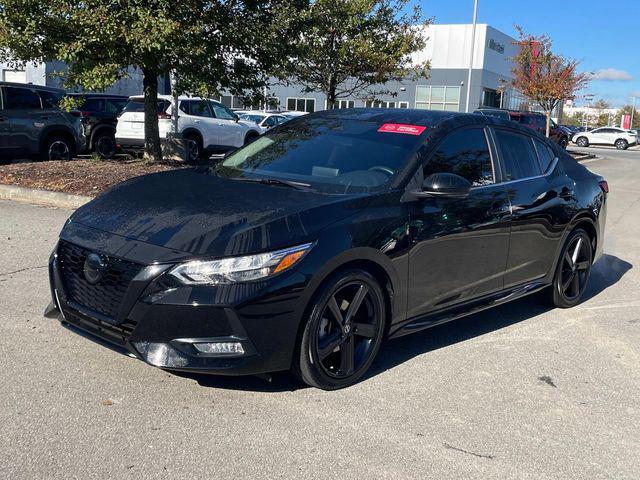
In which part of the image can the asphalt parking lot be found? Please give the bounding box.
[1,148,639,479]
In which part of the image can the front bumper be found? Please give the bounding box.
[47,232,310,376]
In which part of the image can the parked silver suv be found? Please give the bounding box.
[0,82,84,161]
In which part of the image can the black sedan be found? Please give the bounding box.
[46,109,608,389]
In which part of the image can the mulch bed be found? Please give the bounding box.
[0,157,187,197]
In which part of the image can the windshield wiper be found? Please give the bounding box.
[229,177,313,191]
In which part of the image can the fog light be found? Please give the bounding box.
[193,342,245,355]
[134,341,188,368]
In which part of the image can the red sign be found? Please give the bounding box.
[378,123,427,136]
[621,114,631,130]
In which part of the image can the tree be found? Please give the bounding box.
[592,99,611,127]
[508,26,590,137]
[283,0,430,108]
[0,0,302,161]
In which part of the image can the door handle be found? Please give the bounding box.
[487,203,511,218]
[194,119,200,124]
[559,187,575,200]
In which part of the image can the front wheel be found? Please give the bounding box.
[544,228,593,308]
[294,270,386,390]
[93,131,116,159]
[41,136,73,161]
[559,137,569,149]
[244,132,259,145]
[615,139,628,150]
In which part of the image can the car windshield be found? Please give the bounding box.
[216,115,424,194]
[240,114,266,124]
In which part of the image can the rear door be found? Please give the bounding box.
[492,128,576,288]
[209,101,246,147]
[407,126,512,318]
[2,85,44,155]
[180,100,219,148]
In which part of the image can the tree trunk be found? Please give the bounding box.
[326,73,337,109]
[545,110,551,138]
[142,70,163,162]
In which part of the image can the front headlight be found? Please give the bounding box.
[168,242,314,285]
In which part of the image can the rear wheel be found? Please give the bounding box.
[294,270,386,390]
[576,136,589,148]
[615,139,628,150]
[559,137,569,149]
[544,228,593,308]
[184,133,202,164]
[41,135,73,161]
[93,131,116,159]
[244,131,259,145]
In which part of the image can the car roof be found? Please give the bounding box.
[67,93,129,99]
[127,95,219,102]
[0,81,65,93]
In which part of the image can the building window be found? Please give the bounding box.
[364,100,407,108]
[2,69,27,83]
[327,99,355,109]
[481,89,501,108]
[287,97,315,113]
[415,86,460,111]
[219,95,279,111]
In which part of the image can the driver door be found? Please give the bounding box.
[407,126,511,319]
[209,101,246,148]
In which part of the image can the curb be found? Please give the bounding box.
[567,150,597,162]
[0,184,92,209]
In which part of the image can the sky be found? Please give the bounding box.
[418,0,639,107]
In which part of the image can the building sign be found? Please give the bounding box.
[488,38,505,54]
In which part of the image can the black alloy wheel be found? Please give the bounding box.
[559,137,569,149]
[184,136,202,164]
[94,131,116,159]
[44,136,73,161]
[295,270,386,390]
[546,229,592,308]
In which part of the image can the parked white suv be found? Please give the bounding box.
[116,95,261,160]
[572,127,638,150]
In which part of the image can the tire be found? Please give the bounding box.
[293,269,387,390]
[576,136,589,148]
[543,228,593,308]
[92,130,116,159]
[41,135,73,161]
[184,133,203,164]
[615,139,628,150]
[244,131,259,145]
[559,137,569,149]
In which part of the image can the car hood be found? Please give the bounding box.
[69,168,368,259]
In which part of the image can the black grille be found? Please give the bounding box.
[58,240,143,319]
[63,307,137,347]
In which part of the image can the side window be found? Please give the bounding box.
[494,130,541,181]
[263,116,278,127]
[106,98,127,114]
[423,127,494,187]
[209,101,236,120]
[4,87,41,110]
[179,101,190,115]
[83,98,105,112]
[38,90,63,109]
[189,100,213,118]
[533,139,556,172]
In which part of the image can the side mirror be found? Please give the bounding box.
[414,173,471,198]
[233,114,239,122]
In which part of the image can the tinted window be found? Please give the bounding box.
[123,99,171,113]
[82,98,105,112]
[534,139,556,172]
[495,130,541,180]
[38,90,63,109]
[423,127,494,186]
[219,116,424,193]
[106,98,127,114]
[4,87,41,109]
[263,116,278,127]
[210,101,236,120]
[188,100,213,118]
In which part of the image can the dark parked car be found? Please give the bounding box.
[0,82,84,161]
[46,109,608,389]
[67,93,128,158]
[509,111,570,149]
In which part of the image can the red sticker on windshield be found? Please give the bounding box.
[378,123,426,135]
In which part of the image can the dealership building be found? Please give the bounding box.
[1,23,535,115]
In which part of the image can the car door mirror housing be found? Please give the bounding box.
[414,173,472,198]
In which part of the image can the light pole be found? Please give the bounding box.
[464,0,479,113]
[631,96,637,129]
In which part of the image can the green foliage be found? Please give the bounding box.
[282,0,430,106]
[0,0,304,160]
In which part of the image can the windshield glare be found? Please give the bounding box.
[219,116,423,193]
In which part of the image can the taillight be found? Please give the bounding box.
[80,111,91,118]
[157,112,171,119]
[598,180,609,194]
